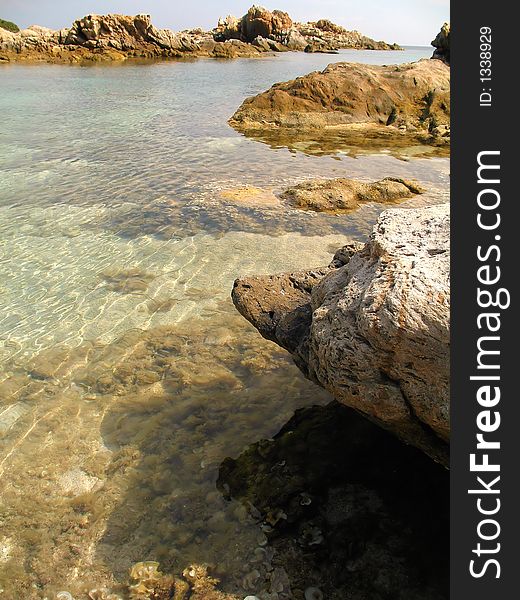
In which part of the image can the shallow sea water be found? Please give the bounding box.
[0,47,449,599]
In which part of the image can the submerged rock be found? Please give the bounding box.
[218,401,449,599]
[281,177,423,212]
[232,204,450,465]
[229,60,450,147]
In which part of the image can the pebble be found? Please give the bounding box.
[305,587,324,600]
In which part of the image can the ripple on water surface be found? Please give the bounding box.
[0,48,448,598]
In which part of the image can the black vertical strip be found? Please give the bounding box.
[451,1,516,598]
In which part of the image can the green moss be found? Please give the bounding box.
[0,18,20,33]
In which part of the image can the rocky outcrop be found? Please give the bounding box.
[297,19,401,52]
[241,6,293,42]
[1,7,401,63]
[230,59,451,147]
[432,22,450,64]
[0,13,264,62]
[232,204,450,465]
[281,177,423,212]
[215,6,400,51]
[215,6,293,43]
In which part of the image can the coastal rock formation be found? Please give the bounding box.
[215,6,400,52]
[431,22,450,64]
[230,59,451,146]
[241,5,293,41]
[232,204,450,465]
[281,176,423,212]
[0,7,401,63]
[215,6,292,42]
[0,13,264,62]
[297,19,400,52]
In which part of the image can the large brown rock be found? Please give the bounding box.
[65,13,151,48]
[214,15,242,40]
[232,204,450,465]
[214,6,293,43]
[281,177,423,212]
[0,12,264,62]
[241,5,293,42]
[230,59,451,146]
[213,6,399,50]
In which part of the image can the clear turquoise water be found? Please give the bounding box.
[0,47,449,598]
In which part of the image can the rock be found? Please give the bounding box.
[265,38,288,52]
[217,401,449,599]
[314,19,346,34]
[232,204,450,465]
[229,59,451,146]
[296,20,401,51]
[215,5,293,44]
[0,12,263,62]
[251,35,271,51]
[213,7,398,51]
[432,22,450,64]
[231,267,334,373]
[281,177,423,212]
[241,6,293,42]
[304,40,339,54]
[214,15,242,41]
[65,13,151,48]
[282,27,308,51]
[210,39,263,58]
[1,8,403,62]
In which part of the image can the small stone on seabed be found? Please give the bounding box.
[305,587,324,600]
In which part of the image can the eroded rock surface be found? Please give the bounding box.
[215,7,400,52]
[232,204,450,464]
[230,60,450,147]
[281,177,423,212]
[0,13,264,62]
[297,19,401,52]
[1,7,401,63]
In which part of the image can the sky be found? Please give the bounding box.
[0,1,450,46]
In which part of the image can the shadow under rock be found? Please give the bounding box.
[217,401,449,600]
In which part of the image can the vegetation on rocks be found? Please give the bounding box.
[0,18,19,32]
